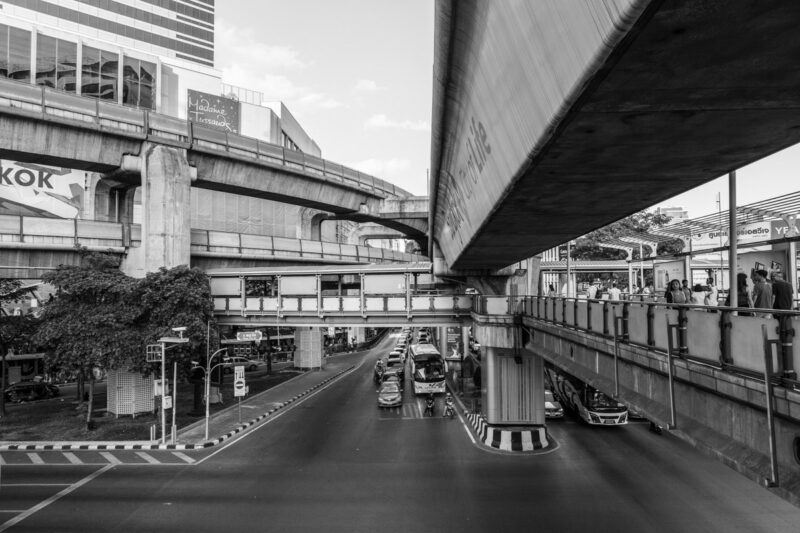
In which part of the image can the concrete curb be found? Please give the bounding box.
[0,365,355,452]
[462,410,549,452]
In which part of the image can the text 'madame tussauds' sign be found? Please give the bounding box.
[187,89,241,134]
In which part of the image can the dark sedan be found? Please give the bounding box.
[4,381,60,403]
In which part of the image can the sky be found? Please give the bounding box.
[214,1,799,217]
[215,0,434,197]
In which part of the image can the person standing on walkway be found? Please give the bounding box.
[608,282,621,301]
[704,277,718,307]
[665,279,686,304]
[587,281,598,300]
[726,272,753,316]
[771,271,794,311]
[751,269,773,317]
[681,279,692,302]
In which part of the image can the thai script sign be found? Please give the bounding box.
[690,220,791,251]
[187,89,240,134]
[0,160,85,218]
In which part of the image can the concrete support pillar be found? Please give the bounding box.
[355,327,366,344]
[121,144,192,277]
[295,327,324,369]
[438,326,448,358]
[475,322,545,426]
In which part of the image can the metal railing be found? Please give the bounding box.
[214,293,474,319]
[522,295,800,383]
[0,215,423,264]
[0,77,403,199]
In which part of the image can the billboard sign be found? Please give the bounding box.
[0,160,85,218]
[187,89,240,134]
[689,220,793,251]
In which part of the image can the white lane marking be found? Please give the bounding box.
[99,452,121,465]
[26,454,44,465]
[171,452,194,464]
[0,464,113,532]
[62,452,82,465]
[134,452,160,464]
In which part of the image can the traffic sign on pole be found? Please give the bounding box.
[237,330,262,342]
[234,365,246,397]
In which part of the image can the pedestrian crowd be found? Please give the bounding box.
[578,272,795,314]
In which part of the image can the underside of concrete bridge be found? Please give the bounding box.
[430,0,800,270]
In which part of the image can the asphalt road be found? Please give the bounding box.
[2,333,800,532]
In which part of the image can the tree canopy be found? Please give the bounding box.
[569,210,684,261]
[33,250,215,378]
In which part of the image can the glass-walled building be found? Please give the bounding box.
[0,2,352,243]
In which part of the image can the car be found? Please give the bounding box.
[544,390,564,418]
[377,380,402,407]
[384,357,405,381]
[222,356,265,373]
[4,381,60,403]
[389,349,405,361]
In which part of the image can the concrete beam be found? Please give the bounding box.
[431,1,800,270]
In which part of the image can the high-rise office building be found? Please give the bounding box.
[0,1,353,242]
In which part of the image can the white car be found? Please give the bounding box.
[545,390,564,418]
[222,356,266,373]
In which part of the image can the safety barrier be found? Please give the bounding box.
[0,77,402,199]
[0,215,421,264]
[522,296,800,383]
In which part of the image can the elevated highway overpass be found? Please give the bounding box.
[430,0,800,271]
[0,77,428,273]
[0,215,424,278]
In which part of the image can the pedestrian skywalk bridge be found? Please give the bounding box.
[0,450,197,466]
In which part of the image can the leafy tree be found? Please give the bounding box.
[1,279,38,417]
[32,250,215,428]
[570,210,684,261]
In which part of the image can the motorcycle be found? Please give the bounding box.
[443,399,455,419]
[424,397,435,417]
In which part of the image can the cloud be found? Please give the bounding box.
[364,114,430,132]
[354,79,382,93]
[216,19,342,110]
[216,20,307,70]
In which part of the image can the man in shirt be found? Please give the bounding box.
[771,271,794,311]
[751,269,773,316]
[681,279,692,302]
[608,282,621,301]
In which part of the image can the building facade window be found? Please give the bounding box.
[0,24,33,82]
[35,35,77,93]
[81,45,118,101]
[122,56,156,109]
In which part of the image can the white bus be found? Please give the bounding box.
[545,366,628,425]
[408,343,446,395]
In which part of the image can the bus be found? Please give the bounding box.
[408,343,446,395]
[545,366,628,425]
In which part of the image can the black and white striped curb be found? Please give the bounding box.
[0,365,356,453]
[463,410,549,452]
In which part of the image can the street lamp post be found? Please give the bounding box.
[204,348,227,441]
[157,328,188,444]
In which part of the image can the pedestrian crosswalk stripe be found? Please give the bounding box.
[62,452,83,465]
[100,452,121,465]
[27,453,44,465]
[172,452,194,464]
[135,451,160,464]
